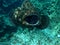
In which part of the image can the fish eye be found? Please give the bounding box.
[23,14,40,26]
[10,1,50,29]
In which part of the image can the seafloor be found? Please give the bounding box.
[0,0,60,45]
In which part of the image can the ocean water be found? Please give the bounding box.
[0,0,60,45]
